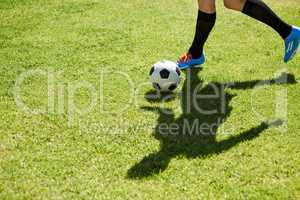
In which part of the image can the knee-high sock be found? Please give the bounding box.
[242,0,292,39]
[189,10,216,58]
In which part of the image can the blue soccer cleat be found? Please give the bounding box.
[177,52,205,69]
[284,25,300,63]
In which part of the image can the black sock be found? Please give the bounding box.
[242,0,292,39]
[189,10,216,58]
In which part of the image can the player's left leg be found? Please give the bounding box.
[223,0,300,63]
[177,0,216,69]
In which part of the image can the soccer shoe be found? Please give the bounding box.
[177,52,205,69]
[284,25,300,63]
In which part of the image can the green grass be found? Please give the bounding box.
[1,0,300,199]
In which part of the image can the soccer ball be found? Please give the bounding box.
[149,60,181,92]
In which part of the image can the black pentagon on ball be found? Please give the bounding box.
[160,69,170,79]
[152,83,161,90]
[176,67,181,76]
[168,84,177,91]
[149,66,155,76]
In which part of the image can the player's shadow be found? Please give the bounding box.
[127,68,296,179]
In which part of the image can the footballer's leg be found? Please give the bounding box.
[177,0,216,69]
[223,0,300,63]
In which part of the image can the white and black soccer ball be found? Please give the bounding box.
[149,60,181,92]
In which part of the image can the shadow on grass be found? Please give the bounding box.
[127,68,296,179]
[144,90,178,103]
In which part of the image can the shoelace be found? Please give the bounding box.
[178,53,192,63]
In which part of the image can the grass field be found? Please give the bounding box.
[1,0,300,199]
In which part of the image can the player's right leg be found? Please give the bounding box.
[223,0,300,63]
[178,0,216,69]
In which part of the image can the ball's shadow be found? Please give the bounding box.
[144,90,178,103]
[127,68,297,179]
